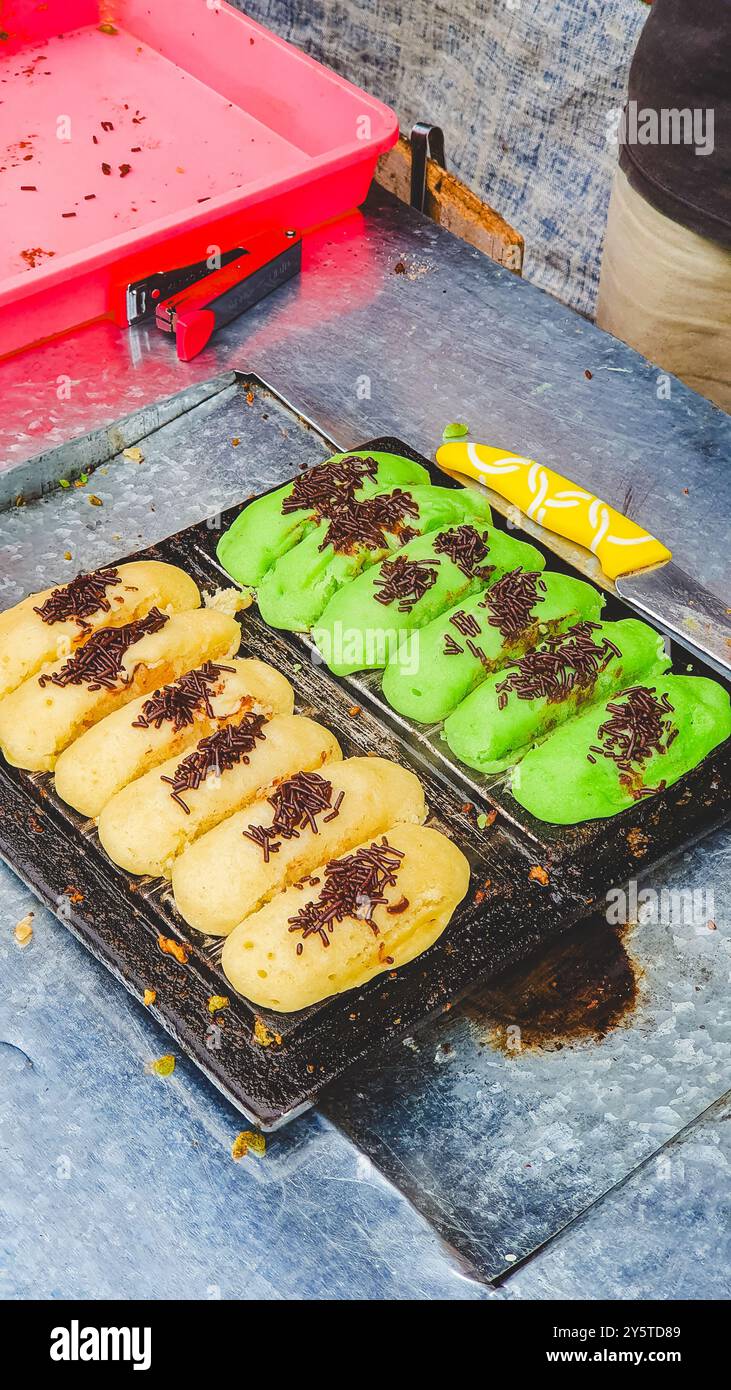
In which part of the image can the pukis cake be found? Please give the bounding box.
[0,607,236,773]
[221,823,471,1011]
[97,714,341,878]
[313,522,545,676]
[54,655,293,818]
[512,674,731,823]
[0,560,200,699]
[444,617,669,774]
[382,569,604,723]
[217,450,429,586]
[172,756,427,936]
[257,483,494,632]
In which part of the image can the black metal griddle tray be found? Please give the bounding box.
[0,437,728,1128]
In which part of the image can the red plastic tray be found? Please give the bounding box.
[0,0,398,357]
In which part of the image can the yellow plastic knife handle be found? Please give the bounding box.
[436,441,672,581]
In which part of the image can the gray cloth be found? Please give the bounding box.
[233,0,649,316]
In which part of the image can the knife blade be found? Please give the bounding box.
[435,440,731,677]
[615,562,731,678]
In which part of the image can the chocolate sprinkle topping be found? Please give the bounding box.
[132,661,235,732]
[161,714,267,814]
[34,566,122,628]
[373,555,439,611]
[433,525,493,579]
[242,771,339,862]
[281,455,379,516]
[443,634,464,655]
[587,685,677,796]
[494,621,620,709]
[319,487,420,556]
[38,607,168,691]
[287,836,405,949]
[482,569,547,640]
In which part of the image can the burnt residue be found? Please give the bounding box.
[462,916,641,1054]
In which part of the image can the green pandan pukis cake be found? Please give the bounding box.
[257,484,493,632]
[443,617,669,774]
[381,569,604,724]
[312,522,545,677]
[511,674,731,823]
[216,450,429,586]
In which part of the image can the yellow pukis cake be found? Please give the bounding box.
[54,655,293,818]
[0,560,200,699]
[97,714,342,879]
[172,756,427,936]
[221,822,471,1011]
[0,607,236,773]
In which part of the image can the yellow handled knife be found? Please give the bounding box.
[436,440,731,677]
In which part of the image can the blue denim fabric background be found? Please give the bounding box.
[233,0,649,316]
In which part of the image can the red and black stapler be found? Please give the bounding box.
[125,228,302,361]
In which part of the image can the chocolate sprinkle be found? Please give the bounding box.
[466,638,490,668]
[242,771,338,862]
[450,609,481,638]
[586,685,677,797]
[287,837,405,949]
[132,661,235,732]
[38,608,168,691]
[482,568,546,640]
[443,634,464,655]
[494,621,620,709]
[319,487,420,556]
[281,455,379,516]
[433,525,494,579]
[34,565,122,628]
[161,714,267,814]
[373,555,439,611]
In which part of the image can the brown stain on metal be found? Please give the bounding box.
[462,917,641,1054]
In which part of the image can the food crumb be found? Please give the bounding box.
[143,988,156,1007]
[64,551,72,561]
[88,495,103,507]
[231,437,240,446]
[203,585,252,617]
[477,809,497,829]
[584,369,593,379]
[626,827,650,858]
[232,1130,266,1161]
[253,1016,282,1047]
[245,390,255,405]
[528,864,550,886]
[442,421,469,441]
[122,446,144,463]
[348,705,361,717]
[148,1054,175,1077]
[157,934,190,964]
[208,994,230,1014]
[14,912,34,947]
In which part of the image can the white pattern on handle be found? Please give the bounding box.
[464,444,656,555]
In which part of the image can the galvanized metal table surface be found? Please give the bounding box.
[1,189,729,1300]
